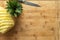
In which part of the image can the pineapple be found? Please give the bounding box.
[0,0,22,34]
[0,7,14,33]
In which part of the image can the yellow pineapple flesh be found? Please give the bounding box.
[0,7,14,34]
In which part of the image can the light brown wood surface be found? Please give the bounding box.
[0,0,60,40]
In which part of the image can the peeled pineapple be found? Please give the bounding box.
[0,7,14,34]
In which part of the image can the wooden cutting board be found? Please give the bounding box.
[0,0,59,40]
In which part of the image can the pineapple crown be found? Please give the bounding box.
[6,0,23,17]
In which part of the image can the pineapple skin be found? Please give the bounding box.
[0,7,15,34]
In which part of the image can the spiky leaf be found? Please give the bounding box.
[6,0,23,17]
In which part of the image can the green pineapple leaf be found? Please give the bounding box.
[6,0,23,17]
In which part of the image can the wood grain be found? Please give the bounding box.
[0,0,59,40]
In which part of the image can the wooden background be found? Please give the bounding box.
[0,0,60,40]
